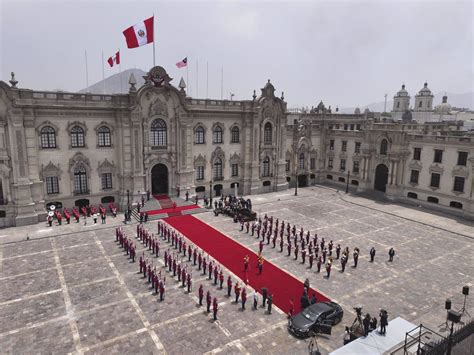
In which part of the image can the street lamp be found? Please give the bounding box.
[345,171,350,193]
[294,155,298,196]
[126,189,130,208]
[209,179,213,208]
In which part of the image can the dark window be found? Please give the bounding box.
[0,210,6,218]
[353,161,359,173]
[46,176,59,194]
[264,122,272,143]
[356,124,361,130]
[71,126,85,148]
[396,101,400,108]
[101,196,115,203]
[427,196,439,203]
[413,148,421,160]
[231,163,238,177]
[299,153,305,170]
[450,201,463,209]
[430,173,440,188]
[213,159,223,180]
[453,176,465,193]
[340,159,346,171]
[350,124,355,130]
[97,126,111,147]
[263,180,271,186]
[150,119,167,147]
[344,124,348,130]
[310,158,315,169]
[410,170,419,184]
[285,160,290,172]
[101,173,113,189]
[419,101,422,108]
[407,192,418,199]
[380,139,388,155]
[355,142,361,153]
[262,157,270,177]
[329,140,334,150]
[457,152,468,166]
[326,174,333,180]
[351,180,359,186]
[74,165,88,194]
[335,124,340,130]
[434,149,443,163]
[310,174,315,179]
[195,126,205,144]
[195,186,205,193]
[213,126,223,144]
[41,126,56,148]
[338,177,345,182]
[231,126,240,143]
[196,166,204,180]
[342,141,347,152]
[328,158,333,168]
[286,177,291,182]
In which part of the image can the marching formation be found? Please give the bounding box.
[113,220,274,322]
[238,213,396,279]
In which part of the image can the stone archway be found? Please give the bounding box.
[374,164,389,192]
[151,163,169,195]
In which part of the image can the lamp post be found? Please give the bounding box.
[345,171,350,193]
[126,189,130,208]
[209,179,213,208]
[294,153,298,196]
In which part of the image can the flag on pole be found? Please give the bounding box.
[176,57,187,68]
[123,16,154,48]
[107,51,120,67]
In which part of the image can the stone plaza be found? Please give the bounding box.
[1,185,473,354]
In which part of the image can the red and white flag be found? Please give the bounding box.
[176,57,187,68]
[122,16,154,48]
[107,51,120,67]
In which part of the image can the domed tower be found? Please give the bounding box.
[392,84,410,121]
[413,82,434,123]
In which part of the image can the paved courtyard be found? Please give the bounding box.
[0,185,473,354]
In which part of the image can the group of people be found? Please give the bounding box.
[237,213,396,279]
[47,203,117,227]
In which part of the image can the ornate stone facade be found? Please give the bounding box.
[0,68,472,226]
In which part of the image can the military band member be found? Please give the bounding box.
[279,238,284,253]
[241,288,247,310]
[244,255,249,273]
[227,276,232,297]
[214,266,219,285]
[294,244,299,261]
[301,249,306,264]
[309,253,314,269]
[213,297,218,320]
[206,291,212,313]
[317,256,322,273]
[234,282,241,303]
[336,244,341,259]
[369,247,376,262]
[388,247,395,262]
[159,279,165,301]
[187,272,192,292]
[198,285,204,305]
[326,257,333,278]
[219,270,224,289]
[340,254,347,272]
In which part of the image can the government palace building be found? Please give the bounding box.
[0,66,472,227]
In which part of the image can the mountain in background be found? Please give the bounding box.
[79,68,147,94]
[339,91,473,114]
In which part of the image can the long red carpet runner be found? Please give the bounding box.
[153,195,173,209]
[147,204,199,216]
[165,215,330,314]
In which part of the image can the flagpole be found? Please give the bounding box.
[153,14,156,67]
[119,48,122,93]
[101,51,105,94]
[220,67,223,100]
[196,60,199,98]
[206,61,209,98]
[85,50,89,92]
[186,56,190,96]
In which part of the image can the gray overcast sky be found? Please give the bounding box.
[1,0,473,108]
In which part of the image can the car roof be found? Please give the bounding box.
[307,302,333,314]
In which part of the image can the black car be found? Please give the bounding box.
[288,301,344,338]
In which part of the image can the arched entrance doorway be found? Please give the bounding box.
[151,164,169,195]
[298,174,308,188]
[374,164,389,192]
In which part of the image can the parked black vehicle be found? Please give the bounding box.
[288,301,344,338]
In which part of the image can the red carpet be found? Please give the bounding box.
[147,204,199,216]
[165,215,330,314]
[153,195,173,209]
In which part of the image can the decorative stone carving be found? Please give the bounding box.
[211,147,225,164]
[429,163,444,174]
[260,79,275,98]
[143,66,172,88]
[263,106,275,119]
[229,152,240,164]
[193,154,206,168]
[97,158,116,176]
[69,152,90,173]
[41,161,62,179]
[66,120,88,134]
[149,98,167,117]
[409,160,423,170]
[452,166,469,178]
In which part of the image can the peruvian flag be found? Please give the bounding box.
[107,51,120,67]
[122,16,154,48]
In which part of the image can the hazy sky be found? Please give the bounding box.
[1,0,473,108]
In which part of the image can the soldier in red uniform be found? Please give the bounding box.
[206,291,212,313]
[219,270,224,289]
[213,266,219,285]
[187,272,192,293]
[241,288,247,310]
[243,255,249,273]
[212,297,218,320]
[234,282,241,303]
[159,279,165,301]
[227,276,232,297]
[198,284,204,305]
[309,253,314,269]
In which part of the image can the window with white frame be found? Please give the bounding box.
[196,166,204,180]
[41,126,56,149]
[71,126,85,148]
[264,122,272,143]
[98,126,111,147]
[46,176,59,194]
[150,119,167,147]
[213,126,223,144]
[231,163,238,177]
[195,126,205,144]
[262,157,270,177]
[213,159,223,179]
[74,165,88,194]
[231,126,240,143]
[299,153,305,170]
[101,173,113,189]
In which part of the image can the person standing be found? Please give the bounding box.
[262,287,268,307]
[388,248,395,262]
[379,310,388,335]
[253,291,258,310]
[244,255,249,273]
[234,282,241,303]
[267,294,273,314]
[353,248,359,268]
[227,276,232,297]
[198,285,204,306]
[336,244,341,259]
[363,313,371,337]
[206,291,212,313]
[212,297,218,320]
[241,288,247,310]
[370,247,376,262]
